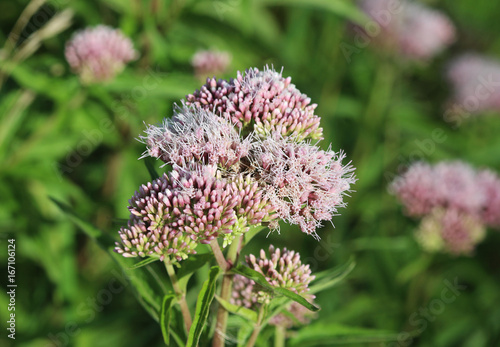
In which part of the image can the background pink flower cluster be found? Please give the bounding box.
[391,161,500,255]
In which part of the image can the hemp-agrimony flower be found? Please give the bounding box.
[416,208,485,256]
[231,245,317,327]
[119,66,356,262]
[192,49,231,80]
[142,103,251,171]
[390,161,487,217]
[115,165,276,260]
[446,54,500,116]
[357,0,456,60]
[186,66,323,141]
[390,161,500,255]
[251,136,356,237]
[65,25,137,83]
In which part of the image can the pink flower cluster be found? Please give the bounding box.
[191,50,231,80]
[446,54,500,114]
[252,136,355,238]
[65,25,136,83]
[117,66,355,262]
[390,161,500,255]
[115,166,276,261]
[358,0,456,60]
[142,104,251,170]
[186,66,323,141]
[231,246,317,327]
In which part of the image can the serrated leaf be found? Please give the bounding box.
[231,265,320,312]
[129,257,160,270]
[215,295,258,322]
[186,266,221,347]
[160,294,176,346]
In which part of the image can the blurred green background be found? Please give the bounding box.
[1,0,500,346]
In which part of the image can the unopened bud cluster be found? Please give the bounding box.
[231,245,317,327]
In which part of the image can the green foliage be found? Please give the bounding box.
[160,294,176,345]
[186,266,221,347]
[2,0,500,346]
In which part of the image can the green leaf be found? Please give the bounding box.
[308,257,356,294]
[186,266,221,347]
[51,197,164,322]
[231,265,320,312]
[215,295,258,322]
[289,322,399,346]
[111,253,163,321]
[160,294,176,346]
[129,257,160,270]
[144,156,160,181]
[258,0,368,24]
[49,197,115,250]
[177,253,214,290]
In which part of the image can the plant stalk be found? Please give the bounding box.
[210,239,229,271]
[212,236,242,347]
[245,305,266,347]
[164,261,192,332]
[274,325,286,347]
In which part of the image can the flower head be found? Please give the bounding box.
[115,166,277,260]
[186,66,323,141]
[390,161,486,217]
[143,104,251,171]
[192,50,231,80]
[477,170,500,229]
[65,25,136,83]
[416,208,485,256]
[391,161,500,255]
[446,54,500,114]
[231,245,317,327]
[251,136,356,237]
[358,0,455,60]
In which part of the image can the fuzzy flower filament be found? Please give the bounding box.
[251,136,356,237]
[143,104,251,171]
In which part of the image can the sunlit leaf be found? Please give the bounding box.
[215,295,258,322]
[186,266,221,347]
[129,257,160,270]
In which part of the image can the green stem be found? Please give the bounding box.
[164,261,192,332]
[210,239,229,271]
[245,305,266,347]
[212,236,243,347]
[274,325,286,347]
